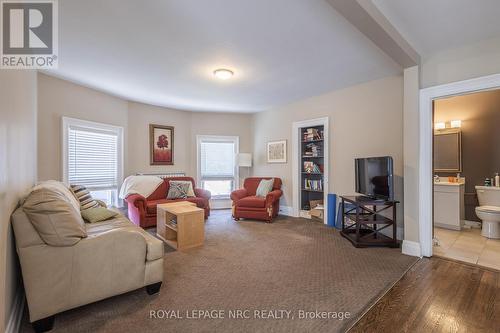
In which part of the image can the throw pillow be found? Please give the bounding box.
[256,178,274,197]
[169,180,195,197]
[70,184,100,210]
[167,182,190,199]
[81,207,118,223]
[23,188,87,246]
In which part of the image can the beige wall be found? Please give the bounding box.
[252,76,404,227]
[122,103,254,183]
[127,102,191,176]
[38,74,253,183]
[37,73,128,180]
[421,36,500,88]
[403,66,420,243]
[188,112,253,184]
[0,71,37,331]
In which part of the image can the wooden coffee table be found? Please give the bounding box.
[156,202,205,250]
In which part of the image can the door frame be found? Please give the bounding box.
[292,117,330,223]
[419,73,500,257]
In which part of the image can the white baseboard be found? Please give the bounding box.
[402,240,422,257]
[278,205,294,217]
[299,210,311,219]
[6,288,24,333]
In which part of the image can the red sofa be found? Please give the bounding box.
[125,177,211,228]
[230,177,282,222]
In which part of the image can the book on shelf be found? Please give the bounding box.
[303,161,322,173]
[303,143,322,157]
[304,179,323,191]
[303,128,323,141]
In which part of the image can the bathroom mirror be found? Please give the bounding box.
[434,129,462,172]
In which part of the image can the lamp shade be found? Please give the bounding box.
[238,153,252,167]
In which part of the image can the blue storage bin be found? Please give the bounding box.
[327,194,336,227]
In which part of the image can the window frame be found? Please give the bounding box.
[62,116,124,193]
[196,135,239,200]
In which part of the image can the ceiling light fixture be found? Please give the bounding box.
[213,68,234,80]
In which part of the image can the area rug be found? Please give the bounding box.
[20,210,417,333]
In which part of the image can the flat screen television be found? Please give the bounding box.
[355,156,394,201]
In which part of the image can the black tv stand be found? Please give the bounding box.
[355,195,386,202]
[339,195,399,248]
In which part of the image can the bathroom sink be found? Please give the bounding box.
[434,177,465,186]
[434,181,465,186]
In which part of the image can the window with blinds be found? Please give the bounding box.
[63,117,123,206]
[198,136,238,198]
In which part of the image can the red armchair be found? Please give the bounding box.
[125,177,211,228]
[230,177,282,222]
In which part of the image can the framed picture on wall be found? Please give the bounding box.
[267,140,287,163]
[150,124,174,165]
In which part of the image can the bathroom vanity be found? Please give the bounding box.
[433,178,465,230]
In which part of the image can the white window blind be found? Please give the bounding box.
[200,141,235,179]
[67,125,119,189]
[197,136,239,201]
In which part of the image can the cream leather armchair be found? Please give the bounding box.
[11,208,164,332]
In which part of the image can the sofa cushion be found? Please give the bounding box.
[236,196,266,208]
[146,181,168,201]
[146,198,208,215]
[23,188,87,246]
[31,180,81,213]
[185,197,208,208]
[146,199,170,214]
[84,214,133,236]
[85,215,163,261]
[81,207,118,223]
[242,178,282,196]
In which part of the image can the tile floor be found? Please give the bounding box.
[433,227,500,271]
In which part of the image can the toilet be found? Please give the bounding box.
[475,186,500,239]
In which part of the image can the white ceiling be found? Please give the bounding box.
[48,0,401,113]
[373,0,500,58]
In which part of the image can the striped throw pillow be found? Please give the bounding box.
[70,185,100,211]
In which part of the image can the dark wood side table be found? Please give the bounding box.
[339,196,399,248]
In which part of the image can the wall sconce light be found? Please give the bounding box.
[435,122,446,130]
[450,120,462,128]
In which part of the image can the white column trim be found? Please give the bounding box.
[402,240,422,257]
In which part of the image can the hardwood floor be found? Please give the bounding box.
[349,257,499,333]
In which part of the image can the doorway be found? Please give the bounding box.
[419,73,500,260]
[431,90,500,270]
